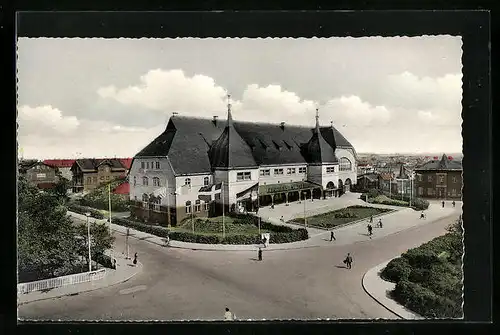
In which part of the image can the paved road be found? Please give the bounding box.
[18,208,460,321]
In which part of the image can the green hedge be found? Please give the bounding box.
[113,216,308,245]
[68,204,105,219]
[380,227,463,318]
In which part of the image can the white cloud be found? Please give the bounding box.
[98,69,227,115]
[323,95,392,126]
[18,105,80,136]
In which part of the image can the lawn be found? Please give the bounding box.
[173,216,270,236]
[292,205,392,229]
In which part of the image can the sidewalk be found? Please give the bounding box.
[362,260,424,320]
[18,249,143,305]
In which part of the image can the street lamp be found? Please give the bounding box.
[85,212,92,272]
[303,191,307,228]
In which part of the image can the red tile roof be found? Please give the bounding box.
[43,159,76,168]
[119,158,133,169]
[113,182,129,195]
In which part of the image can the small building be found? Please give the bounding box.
[414,154,462,199]
[112,182,130,199]
[71,158,128,193]
[356,173,379,191]
[43,159,76,181]
[19,160,59,189]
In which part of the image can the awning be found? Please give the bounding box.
[259,181,321,195]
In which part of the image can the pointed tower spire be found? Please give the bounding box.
[315,107,320,131]
[227,93,233,125]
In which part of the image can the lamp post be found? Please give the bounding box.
[303,191,307,228]
[257,185,261,236]
[85,212,92,272]
[222,181,225,239]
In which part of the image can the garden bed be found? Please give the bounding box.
[380,221,463,318]
[293,205,391,229]
[112,214,308,245]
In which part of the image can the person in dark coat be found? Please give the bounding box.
[344,253,353,269]
[367,224,373,236]
[442,200,445,208]
[452,200,456,208]
[378,219,383,228]
[258,248,263,261]
[330,231,336,241]
[369,216,373,224]
[133,252,137,266]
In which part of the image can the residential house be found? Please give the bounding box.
[71,158,128,193]
[19,160,60,189]
[356,173,379,191]
[43,159,76,181]
[414,154,462,199]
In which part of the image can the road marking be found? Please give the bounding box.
[119,285,147,295]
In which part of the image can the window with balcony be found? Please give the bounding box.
[185,201,192,214]
[260,169,270,176]
[237,171,252,181]
[143,176,149,186]
[274,168,284,175]
[339,158,352,171]
[204,177,210,186]
[185,178,191,186]
[153,177,161,186]
[286,168,296,175]
[155,162,160,170]
[299,167,307,174]
[326,166,335,173]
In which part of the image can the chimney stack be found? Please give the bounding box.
[280,122,285,130]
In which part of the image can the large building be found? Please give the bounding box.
[129,104,357,226]
[414,154,462,199]
[19,160,60,189]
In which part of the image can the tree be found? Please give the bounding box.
[74,221,115,268]
[49,175,71,202]
[18,176,80,281]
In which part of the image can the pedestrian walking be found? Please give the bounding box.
[330,231,336,241]
[112,258,117,270]
[367,224,373,236]
[452,200,456,208]
[280,215,284,222]
[224,307,236,321]
[133,252,137,266]
[258,248,263,261]
[344,253,353,269]
[420,211,426,219]
[378,219,383,228]
[442,200,445,208]
[369,215,373,224]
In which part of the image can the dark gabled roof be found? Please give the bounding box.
[73,158,126,172]
[302,118,338,164]
[415,154,462,171]
[133,115,355,175]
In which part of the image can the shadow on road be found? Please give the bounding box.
[249,258,261,262]
[358,233,371,236]
[335,265,347,269]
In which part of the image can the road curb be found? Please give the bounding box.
[362,260,423,320]
[18,262,143,306]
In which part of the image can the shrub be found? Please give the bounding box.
[412,197,430,210]
[68,204,104,219]
[270,228,308,244]
[381,257,412,282]
[94,253,114,269]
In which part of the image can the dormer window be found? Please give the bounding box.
[204,177,209,186]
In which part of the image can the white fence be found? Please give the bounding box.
[18,268,106,294]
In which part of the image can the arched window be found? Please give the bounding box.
[133,176,137,186]
[142,193,149,208]
[142,176,148,186]
[185,201,192,214]
[153,196,161,211]
[204,176,209,186]
[195,199,201,212]
[185,178,191,187]
[153,177,161,186]
[339,158,352,171]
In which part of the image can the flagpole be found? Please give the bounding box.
[257,184,261,236]
[222,181,225,239]
[166,178,171,227]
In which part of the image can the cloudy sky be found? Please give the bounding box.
[17,37,463,159]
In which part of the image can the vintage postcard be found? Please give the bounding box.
[17,29,465,320]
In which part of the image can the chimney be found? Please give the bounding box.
[280,122,285,130]
[212,115,218,126]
